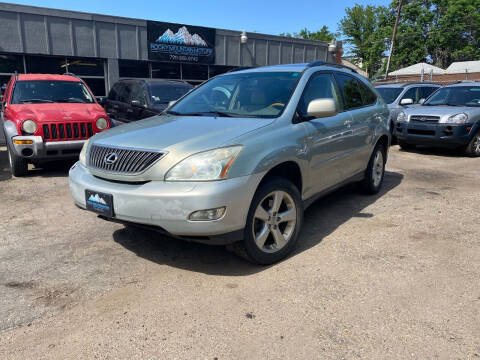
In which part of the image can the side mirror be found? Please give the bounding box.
[418,98,425,104]
[131,100,146,108]
[96,96,106,105]
[400,98,414,105]
[306,98,338,119]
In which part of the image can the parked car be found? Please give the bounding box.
[2,73,112,176]
[102,79,193,124]
[69,61,390,264]
[394,82,480,156]
[376,82,441,139]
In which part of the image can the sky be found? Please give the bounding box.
[7,0,391,37]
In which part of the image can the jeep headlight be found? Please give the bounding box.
[165,146,243,181]
[96,117,108,130]
[22,120,37,134]
[79,138,90,166]
[396,112,408,123]
[443,113,468,124]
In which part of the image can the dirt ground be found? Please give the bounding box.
[0,145,479,359]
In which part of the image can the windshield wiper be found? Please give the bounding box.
[19,99,54,103]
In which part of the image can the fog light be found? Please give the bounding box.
[189,207,226,221]
[14,139,33,145]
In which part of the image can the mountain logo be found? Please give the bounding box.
[88,194,107,205]
[156,26,209,47]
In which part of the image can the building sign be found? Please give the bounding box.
[147,21,215,64]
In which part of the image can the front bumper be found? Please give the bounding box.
[394,122,476,148]
[69,162,264,243]
[11,135,85,160]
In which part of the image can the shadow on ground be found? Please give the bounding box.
[399,145,467,158]
[113,171,403,276]
[0,148,74,181]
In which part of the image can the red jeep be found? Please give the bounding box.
[1,73,111,176]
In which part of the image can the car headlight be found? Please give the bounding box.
[165,146,243,181]
[79,138,90,166]
[443,113,468,124]
[96,117,108,130]
[22,120,37,134]
[396,112,408,123]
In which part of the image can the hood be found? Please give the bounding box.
[92,114,274,156]
[404,105,479,118]
[9,103,107,122]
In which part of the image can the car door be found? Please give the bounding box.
[299,72,354,194]
[334,73,377,176]
[126,83,154,121]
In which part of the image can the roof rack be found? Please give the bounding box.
[306,61,358,74]
[63,72,77,77]
[14,71,18,81]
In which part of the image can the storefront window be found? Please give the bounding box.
[181,64,208,81]
[66,57,104,76]
[82,78,106,96]
[119,60,149,78]
[151,62,181,79]
[25,55,66,74]
[0,54,24,74]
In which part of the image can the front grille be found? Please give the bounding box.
[408,129,435,136]
[410,115,440,123]
[88,145,165,174]
[43,122,94,141]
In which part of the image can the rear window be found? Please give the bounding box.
[12,80,94,104]
[376,87,403,104]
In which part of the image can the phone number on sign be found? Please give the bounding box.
[169,55,199,62]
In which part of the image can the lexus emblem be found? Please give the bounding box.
[104,152,118,165]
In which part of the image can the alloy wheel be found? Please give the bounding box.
[474,135,480,155]
[372,150,384,188]
[252,190,297,253]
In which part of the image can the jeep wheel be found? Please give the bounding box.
[360,143,386,195]
[464,131,480,157]
[7,143,28,177]
[242,178,303,265]
[398,139,414,151]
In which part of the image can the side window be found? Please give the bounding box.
[129,83,146,105]
[419,87,438,101]
[335,73,363,110]
[118,83,130,103]
[297,73,341,116]
[358,81,377,106]
[108,83,122,101]
[401,87,419,103]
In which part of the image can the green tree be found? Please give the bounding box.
[280,25,335,42]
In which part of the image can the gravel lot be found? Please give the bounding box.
[0,145,479,359]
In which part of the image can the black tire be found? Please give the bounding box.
[359,143,386,195]
[7,142,28,177]
[464,131,480,157]
[398,139,414,151]
[242,177,303,265]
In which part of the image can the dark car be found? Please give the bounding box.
[103,79,193,124]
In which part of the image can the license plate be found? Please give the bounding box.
[85,190,114,218]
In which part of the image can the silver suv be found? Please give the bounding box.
[69,62,390,264]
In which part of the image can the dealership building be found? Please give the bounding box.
[0,2,342,96]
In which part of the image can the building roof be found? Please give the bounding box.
[17,74,80,82]
[446,61,480,74]
[341,59,368,78]
[389,62,445,76]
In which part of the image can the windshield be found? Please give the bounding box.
[169,71,301,118]
[424,86,480,107]
[12,80,94,104]
[148,84,192,104]
[375,87,403,104]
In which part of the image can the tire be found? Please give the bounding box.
[7,143,28,177]
[464,131,480,157]
[359,143,386,195]
[398,139,414,151]
[242,177,303,265]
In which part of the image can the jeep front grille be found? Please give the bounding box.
[43,122,93,141]
[88,145,165,174]
[410,115,440,123]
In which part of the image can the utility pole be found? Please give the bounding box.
[385,0,404,79]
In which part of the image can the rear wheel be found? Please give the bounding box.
[464,131,480,157]
[7,143,28,177]
[360,143,386,194]
[242,178,303,265]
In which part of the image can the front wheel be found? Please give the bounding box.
[359,143,386,194]
[464,131,480,157]
[242,178,303,265]
[7,143,28,177]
